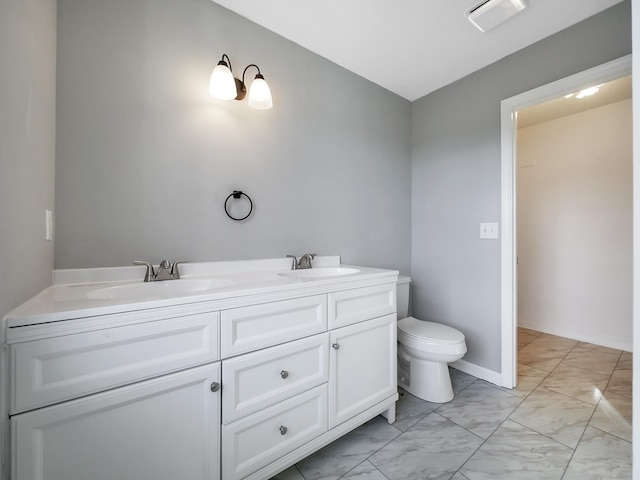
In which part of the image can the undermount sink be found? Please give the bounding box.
[279,267,360,279]
[87,278,234,300]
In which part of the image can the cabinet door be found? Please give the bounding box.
[329,314,397,428]
[12,363,221,480]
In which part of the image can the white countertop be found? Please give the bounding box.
[4,257,398,329]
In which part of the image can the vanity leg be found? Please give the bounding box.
[381,403,396,424]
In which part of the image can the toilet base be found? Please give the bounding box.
[399,355,454,403]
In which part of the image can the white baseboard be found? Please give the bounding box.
[518,320,632,352]
[450,359,502,386]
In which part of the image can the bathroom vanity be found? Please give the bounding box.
[1,257,398,480]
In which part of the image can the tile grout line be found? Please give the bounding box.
[499,331,576,476]
[334,418,404,480]
[557,390,604,480]
[515,332,580,478]
[444,338,561,478]
[454,331,627,479]
[336,457,392,480]
[441,377,527,479]
[519,330,628,480]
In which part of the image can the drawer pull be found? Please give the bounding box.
[279,426,288,435]
[332,343,340,350]
[210,382,221,393]
[280,370,289,379]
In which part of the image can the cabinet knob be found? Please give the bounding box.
[279,426,288,435]
[332,343,340,350]
[210,382,220,393]
[280,370,289,379]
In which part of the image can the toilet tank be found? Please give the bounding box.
[396,275,411,319]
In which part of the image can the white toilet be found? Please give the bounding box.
[396,275,467,403]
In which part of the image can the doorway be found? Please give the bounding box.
[499,55,632,388]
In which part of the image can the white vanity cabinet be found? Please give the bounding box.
[4,262,398,480]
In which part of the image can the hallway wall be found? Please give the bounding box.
[517,99,633,351]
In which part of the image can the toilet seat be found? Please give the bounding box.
[398,317,465,343]
[397,317,466,356]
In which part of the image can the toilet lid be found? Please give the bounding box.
[398,317,465,344]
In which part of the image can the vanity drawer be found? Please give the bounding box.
[222,384,328,480]
[222,334,328,424]
[221,295,327,357]
[11,312,219,414]
[328,283,396,329]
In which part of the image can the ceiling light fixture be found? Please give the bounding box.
[564,84,604,100]
[209,54,273,110]
[465,0,528,33]
[575,85,603,99]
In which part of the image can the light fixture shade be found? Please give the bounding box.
[247,75,273,110]
[209,63,237,100]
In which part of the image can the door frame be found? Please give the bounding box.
[499,54,632,388]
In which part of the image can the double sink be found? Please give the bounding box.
[87,267,361,301]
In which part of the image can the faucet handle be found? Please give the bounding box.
[158,259,172,270]
[133,261,155,282]
[286,255,298,270]
[171,260,189,279]
[298,253,316,269]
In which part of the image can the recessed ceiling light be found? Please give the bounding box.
[575,85,603,99]
[565,84,604,99]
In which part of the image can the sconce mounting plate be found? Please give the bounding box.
[235,78,247,100]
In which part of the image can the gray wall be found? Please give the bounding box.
[0,0,57,476]
[411,1,632,372]
[55,0,412,273]
[0,1,56,316]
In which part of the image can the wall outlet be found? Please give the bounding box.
[480,222,498,239]
[45,209,54,241]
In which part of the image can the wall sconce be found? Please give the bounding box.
[209,54,273,110]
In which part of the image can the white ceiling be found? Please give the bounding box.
[211,0,624,101]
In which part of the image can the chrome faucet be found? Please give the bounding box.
[286,253,316,270]
[134,260,189,282]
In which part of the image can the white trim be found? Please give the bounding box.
[500,101,518,389]
[450,359,502,386]
[500,55,632,389]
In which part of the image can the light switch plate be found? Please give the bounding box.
[480,222,499,239]
[45,209,54,241]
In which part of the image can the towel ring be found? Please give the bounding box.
[224,191,253,221]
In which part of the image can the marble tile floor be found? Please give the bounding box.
[271,328,632,480]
